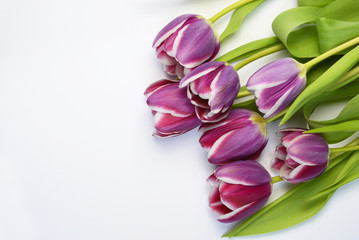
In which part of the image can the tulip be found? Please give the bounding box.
[208,160,272,223]
[272,128,329,183]
[179,61,240,123]
[144,79,201,138]
[246,58,306,119]
[199,109,267,165]
[153,14,220,79]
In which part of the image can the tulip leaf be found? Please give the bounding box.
[224,152,356,237]
[215,36,280,63]
[298,0,335,7]
[305,120,359,133]
[220,0,265,41]
[307,151,359,201]
[302,81,359,143]
[316,0,359,53]
[281,44,359,125]
[272,7,321,58]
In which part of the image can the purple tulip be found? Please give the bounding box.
[179,61,240,123]
[144,79,201,138]
[199,109,268,165]
[208,160,272,223]
[246,58,306,119]
[153,14,220,79]
[272,128,329,183]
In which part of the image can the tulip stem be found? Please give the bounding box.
[304,35,359,71]
[330,145,359,154]
[236,90,252,98]
[265,108,288,123]
[208,0,263,23]
[233,43,286,71]
[271,176,283,184]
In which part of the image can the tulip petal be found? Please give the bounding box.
[219,182,272,210]
[246,58,303,90]
[195,106,230,123]
[147,82,195,117]
[179,61,223,88]
[281,163,327,184]
[217,198,268,223]
[144,79,174,98]
[287,134,329,166]
[215,161,271,186]
[174,18,219,68]
[207,125,267,164]
[272,158,285,171]
[152,14,196,48]
[153,112,201,135]
[208,65,240,112]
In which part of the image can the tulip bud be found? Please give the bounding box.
[272,128,329,183]
[199,109,267,165]
[246,58,306,119]
[179,61,240,123]
[144,79,201,138]
[208,160,272,223]
[153,14,220,79]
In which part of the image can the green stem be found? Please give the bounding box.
[208,0,261,23]
[271,176,283,184]
[304,35,359,71]
[233,43,285,71]
[265,108,288,123]
[236,90,251,98]
[330,145,359,154]
[329,138,359,160]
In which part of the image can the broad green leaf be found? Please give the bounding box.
[215,36,280,63]
[281,44,359,125]
[306,56,340,85]
[305,120,359,133]
[224,153,354,237]
[220,0,265,41]
[302,81,359,143]
[272,7,321,58]
[307,151,359,201]
[317,18,359,53]
[317,0,359,22]
[298,0,335,7]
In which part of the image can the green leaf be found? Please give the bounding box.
[272,7,321,58]
[281,44,359,125]
[298,0,335,7]
[220,0,265,41]
[307,151,359,201]
[224,153,355,237]
[305,120,359,133]
[215,36,280,63]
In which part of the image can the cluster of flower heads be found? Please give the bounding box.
[145,14,329,223]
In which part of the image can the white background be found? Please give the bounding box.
[0,0,358,239]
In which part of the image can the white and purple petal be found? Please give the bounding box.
[214,160,272,186]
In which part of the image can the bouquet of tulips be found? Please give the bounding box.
[145,0,359,237]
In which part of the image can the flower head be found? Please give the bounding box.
[272,128,329,183]
[145,79,201,138]
[247,58,306,119]
[179,61,240,123]
[153,14,220,79]
[199,109,267,165]
[208,160,272,223]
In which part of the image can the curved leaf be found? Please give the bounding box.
[272,7,321,58]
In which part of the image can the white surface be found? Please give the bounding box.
[0,0,358,239]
